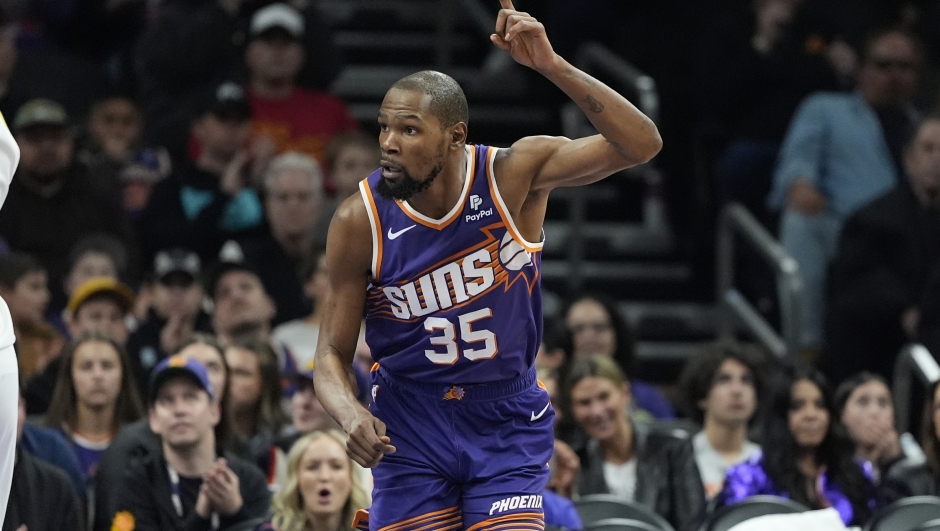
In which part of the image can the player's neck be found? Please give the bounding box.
[305,510,343,531]
[164,437,216,477]
[404,146,468,219]
[251,76,294,100]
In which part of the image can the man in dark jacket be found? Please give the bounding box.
[0,98,138,308]
[136,82,264,266]
[126,248,212,390]
[824,116,940,382]
[110,355,269,531]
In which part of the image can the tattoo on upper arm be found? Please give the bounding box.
[606,139,629,158]
[584,95,604,113]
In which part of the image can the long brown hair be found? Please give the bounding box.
[46,330,143,434]
[227,334,288,435]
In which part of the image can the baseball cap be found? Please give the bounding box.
[294,358,369,402]
[202,82,252,121]
[149,354,215,404]
[12,99,68,132]
[154,248,201,282]
[67,277,135,316]
[250,4,304,39]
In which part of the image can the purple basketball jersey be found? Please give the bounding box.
[359,144,543,384]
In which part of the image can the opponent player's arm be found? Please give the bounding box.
[313,196,396,467]
[491,0,661,192]
[0,111,20,210]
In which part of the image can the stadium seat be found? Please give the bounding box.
[575,494,675,530]
[699,495,808,531]
[914,518,940,531]
[864,496,940,531]
[586,518,665,531]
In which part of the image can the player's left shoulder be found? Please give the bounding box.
[493,135,568,181]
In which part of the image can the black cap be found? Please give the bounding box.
[154,248,201,282]
[202,82,252,121]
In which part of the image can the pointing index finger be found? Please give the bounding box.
[498,0,516,11]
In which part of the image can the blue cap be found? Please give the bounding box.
[294,358,369,402]
[149,355,215,404]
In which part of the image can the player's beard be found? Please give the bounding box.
[377,147,445,201]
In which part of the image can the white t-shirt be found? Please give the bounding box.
[692,431,761,499]
[272,320,320,369]
[0,113,18,352]
[603,458,638,501]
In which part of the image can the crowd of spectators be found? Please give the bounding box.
[3,0,940,530]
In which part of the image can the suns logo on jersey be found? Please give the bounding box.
[368,224,537,322]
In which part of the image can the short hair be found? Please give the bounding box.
[862,27,922,64]
[0,252,44,289]
[389,70,469,128]
[263,151,324,195]
[67,233,128,276]
[678,341,767,425]
[904,114,940,154]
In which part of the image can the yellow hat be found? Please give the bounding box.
[67,276,135,316]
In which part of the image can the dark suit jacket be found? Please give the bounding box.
[824,184,940,381]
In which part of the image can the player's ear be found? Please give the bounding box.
[450,122,467,149]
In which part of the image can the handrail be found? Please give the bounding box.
[716,203,803,359]
[893,344,940,433]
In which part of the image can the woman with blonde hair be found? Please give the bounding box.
[260,430,371,531]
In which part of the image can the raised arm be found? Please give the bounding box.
[313,195,395,467]
[490,0,661,193]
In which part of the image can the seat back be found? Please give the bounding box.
[914,518,940,531]
[700,495,809,531]
[864,496,940,531]
[575,494,675,531]
[586,518,665,531]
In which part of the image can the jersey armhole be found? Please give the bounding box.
[358,179,383,281]
[486,147,545,252]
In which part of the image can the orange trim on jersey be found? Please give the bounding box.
[479,521,545,531]
[371,362,380,372]
[378,507,461,531]
[537,379,547,390]
[352,509,371,531]
[408,515,463,531]
[360,179,384,281]
[395,145,478,230]
[486,148,543,253]
[466,513,545,531]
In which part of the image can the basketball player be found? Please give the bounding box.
[0,112,21,525]
[314,1,662,529]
